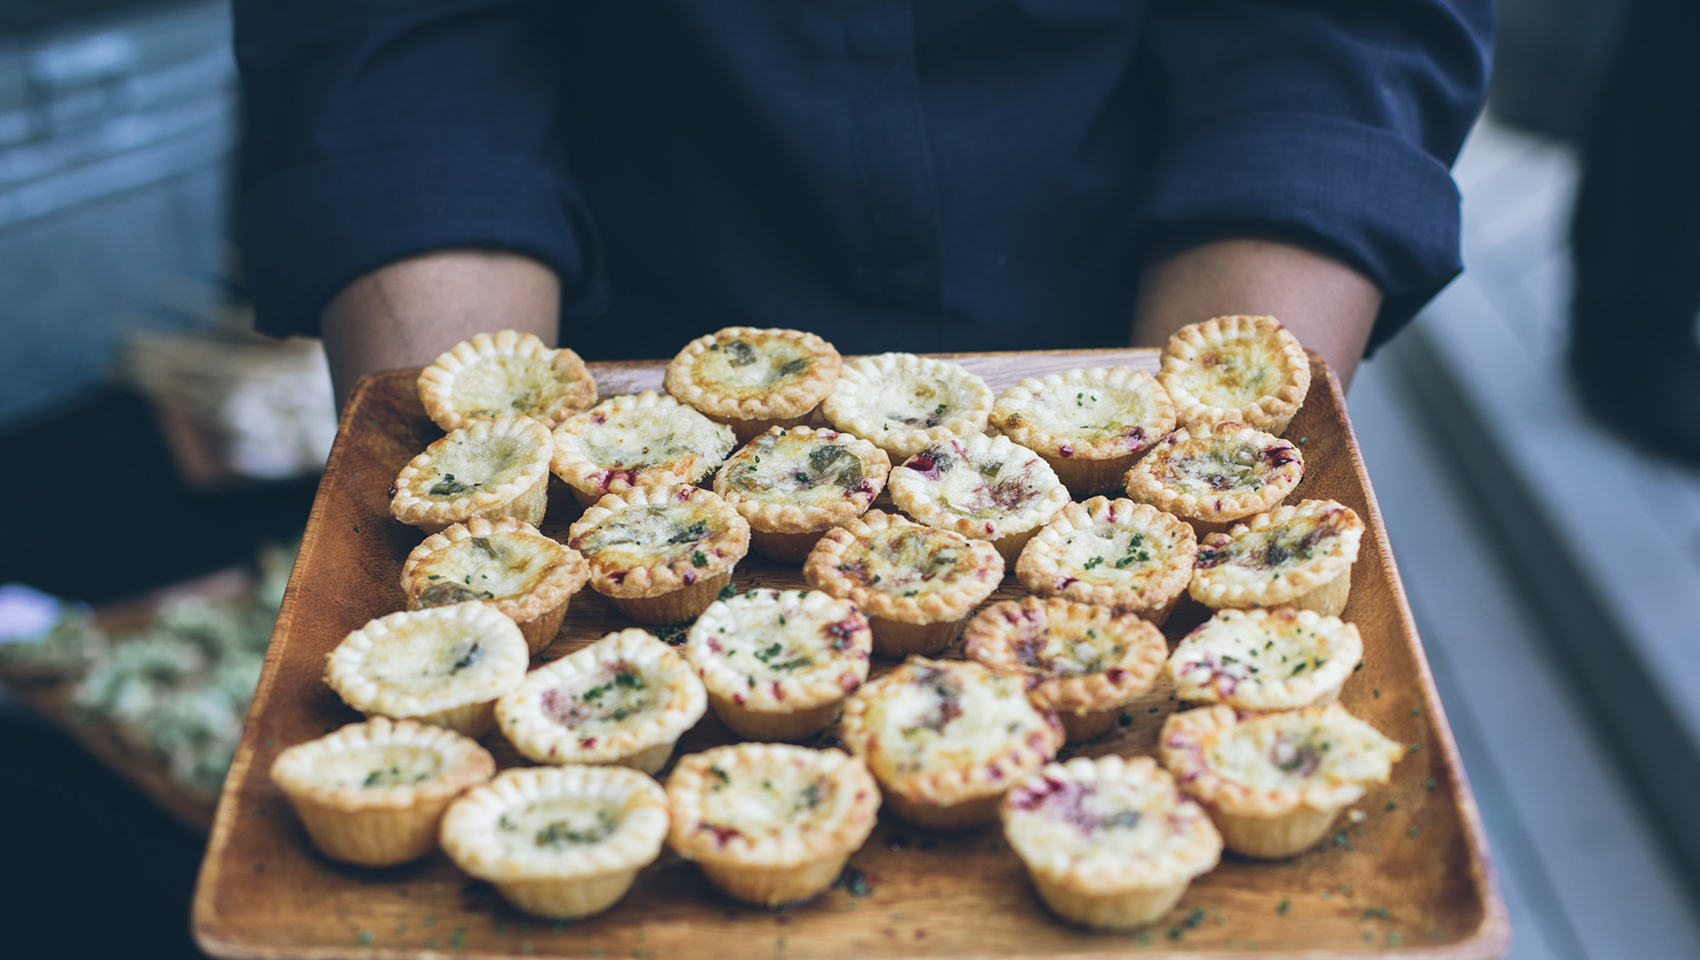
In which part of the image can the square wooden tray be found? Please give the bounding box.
[193,349,1508,960]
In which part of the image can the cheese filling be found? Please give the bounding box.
[692,337,816,396]
[997,622,1130,680]
[537,661,658,734]
[834,528,976,598]
[720,433,874,507]
[416,435,532,500]
[1196,508,1349,573]
[872,377,980,432]
[1046,523,1185,591]
[1202,711,1399,792]
[695,759,837,844]
[449,356,577,419]
[412,534,562,606]
[861,663,1047,780]
[573,408,731,478]
[1175,334,1284,408]
[1006,773,1196,860]
[303,744,445,790]
[693,592,862,682]
[903,442,1048,520]
[353,621,495,697]
[1151,438,1299,496]
[570,502,730,572]
[1003,385,1158,444]
[1171,613,1333,700]
[491,795,624,858]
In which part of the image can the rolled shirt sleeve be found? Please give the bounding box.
[1135,0,1493,350]
[232,0,604,338]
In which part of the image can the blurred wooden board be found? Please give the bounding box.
[193,349,1507,959]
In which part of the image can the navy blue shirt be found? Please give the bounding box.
[234,1,1491,359]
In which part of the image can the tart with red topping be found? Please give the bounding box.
[1190,499,1365,616]
[888,434,1071,564]
[1014,498,1197,625]
[712,426,891,562]
[1158,315,1312,435]
[389,416,553,535]
[1168,608,1363,710]
[400,517,589,655]
[990,366,1176,497]
[821,352,994,459]
[665,743,881,906]
[1124,422,1304,535]
[802,510,1004,658]
[550,392,737,506]
[664,327,842,442]
[417,330,597,431]
[567,484,751,624]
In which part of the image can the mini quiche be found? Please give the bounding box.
[802,510,1004,658]
[1014,498,1197,625]
[962,597,1167,742]
[1124,422,1304,535]
[1168,608,1364,711]
[550,392,738,506]
[440,765,669,920]
[1190,499,1365,617]
[417,330,597,431]
[841,657,1064,830]
[325,603,530,738]
[1158,703,1405,858]
[664,327,842,442]
[713,426,891,562]
[270,717,495,866]
[1158,315,1312,435]
[888,434,1071,564]
[495,628,707,775]
[821,352,994,459]
[683,589,872,741]
[665,743,881,906]
[990,366,1176,497]
[389,416,553,535]
[1002,755,1222,931]
[567,484,751,624]
[400,517,589,656]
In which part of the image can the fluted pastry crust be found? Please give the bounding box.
[1168,608,1363,710]
[417,330,596,431]
[550,392,736,504]
[1014,498,1197,619]
[713,426,890,535]
[1158,315,1311,434]
[888,434,1070,560]
[1189,499,1364,610]
[990,366,1175,496]
[683,589,871,716]
[400,517,587,641]
[389,416,552,533]
[567,484,750,600]
[802,510,1003,626]
[1124,422,1303,528]
[664,327,841,427]
[821,353,994,459]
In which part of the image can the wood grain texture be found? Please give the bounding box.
[192,349,1508,960]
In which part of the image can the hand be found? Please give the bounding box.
[1130,238,1383,390]
[320,249,561,408]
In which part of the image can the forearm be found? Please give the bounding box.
[1130,238,1382,390]
[321,250,560,407]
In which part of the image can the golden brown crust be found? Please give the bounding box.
[1189,499,1364,610]
[417,330,596,431]
[663,327,842,424]
[820,353,994,459]
[801,510,1003,626]
[566,484,751,600]
[388,416,553,533]
[270,717,496,813]
[1158,315,1311,434]
[887,434,1071,552]
[400,517,588,626]
[1124,422,1304,527]
[962,597,1168,721]
[989,366,1176,473]
[549,392,737,504]
[1015,498,1197,616]
[713,426,891,536]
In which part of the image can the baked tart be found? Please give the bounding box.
[417,330,597,431]
[439,765,669,919]
[821,352,994,459]
[1158,703,1404,858]
[567,484,751,624]
[325,603,529,738]
[1014,498,1197,625]
[713,426,891,562]
[1002,755,1222,931]
[841,657,1063,830]
[1124,422,1304,535]
[389,416,553,535]
[888,434,1071,564]
[270,717,495,866]
[802,510,1003,658]
[495,628,707,775]
[1190,499,1365,617]
[1168,608,1363,711]
[664,327,842,442]
[400,517,589,656]
[962,597,1167,742]
[550,392,737,506]
[989,366,1176,497]
[1158,315,1312,435]
[682,589,873,741]
[665,743,881,906]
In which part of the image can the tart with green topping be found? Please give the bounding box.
[888,433,1071,564]
[821,352,994,459]
[713,426,891,562]
[550,392,737,506]
[665,743,881,906]
[567,484,751,624]
[1168,608,1363,710]
[325,603,530,738]
[1014,498,1197,625]
[802,510,1003,658]
[1190,499,1365,617]
[664,327,842,442]
[1158,703,1405,858]
[1002,755,1222,930]
[389,416,553,535]
[417,330,597,431]
[439,765,670,919]
[400,517,589,655]
[1124,422,1304,535]
[840,657,1064,830]
[270,717,495,866]
[1158,315,1312,435]
[683,589,872,741]
[495,628,707,774]
[990,366,1176,497]
[962,597,1167,742]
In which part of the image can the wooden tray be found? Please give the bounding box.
[193,350,1508,960]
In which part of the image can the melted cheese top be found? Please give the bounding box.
[411,532,565,606]
[1006,769,1206,862]
[571,406,733,475]
[858,662,1048,782]
[352,617,505,698]
[1146,435,1298,497]
[415,433,535,501]
[488,793,624,860]
[689,590,863,686]
[1196,506,1353,585]
[1203,709,1400,792]
[449,355,579,420]
[835,527,980,599]
[570,501,732,571]
[696,757,839,839]
[991,621,1130,679]
[1172,332,1286,408]
[862,362,986,434]
[1004,381,1160,443]
[719,432,873,508]
[536,660,663,736]
[901,440,1052,521]
[1043,518,1190,593]
[689,335,820,398]
[297,744,446,791]
[1171,611,1334,701]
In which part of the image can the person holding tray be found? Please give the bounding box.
[232,2,1490,401]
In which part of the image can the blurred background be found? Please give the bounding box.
[1,1,1696,957]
